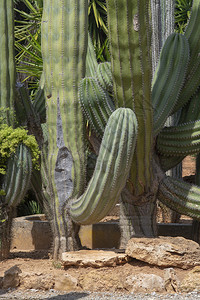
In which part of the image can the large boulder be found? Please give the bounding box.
[126,236,200,269]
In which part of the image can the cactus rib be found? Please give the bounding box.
[70,108,138,225]
[159,155,185,172]
[156,120,200,156]
[96,62,113,92]
[3,144,32,207]
[157,176,200,219]
[86,33,98,78]
[79,77,115,138]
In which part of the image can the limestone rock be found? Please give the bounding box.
[62,250,129,268]
[164,268,180,292]
[126,236,200,269]
[180,266,200,292]
[3,265,22,289]
[54,274,79,291]
[125,273,165,293]
[20,272,54,290]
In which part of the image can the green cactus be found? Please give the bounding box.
[69,0,200,248]
[2,144,32,207]
[40,0,88,258]
[4,0,199,259]
[70,108,138,224]
[79,77,114,138]
[152,33,190,135]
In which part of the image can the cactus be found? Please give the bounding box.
[2,0,199,259]
[69,0,200,248]
[70,108,138,224]
[79,77,114,138]
[2,144,32,207]
[152,33,190,135]
[40,0,88,258]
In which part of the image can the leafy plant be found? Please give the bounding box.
[175,0,193,33]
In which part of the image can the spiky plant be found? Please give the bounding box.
[67,0,200,248]
[7,0,200,260]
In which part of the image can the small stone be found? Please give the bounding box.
[3,265,22,289]
[164,268,180,292]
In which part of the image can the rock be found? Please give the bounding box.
[126,236,200,269]
[164,268,180,292]
[20,272,54,290]
[3,265,22,289]
[62,250,129,268]
[180,266,200,292]
[125,273,165,293]
[54,274,79,291]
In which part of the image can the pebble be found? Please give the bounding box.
[1,290,200,300]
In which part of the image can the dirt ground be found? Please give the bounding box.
[0,156,198,295]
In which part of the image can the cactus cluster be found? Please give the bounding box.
[68,0,200,245]
[2,0,200,259]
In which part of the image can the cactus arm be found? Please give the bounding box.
[157,176,200,219]
[86,33,98,78]
[178,88,200,124]
[172,0,200,113]
[2,144,32,207]
[0,0,15,124]
[156,120,200,156]
[79,77,115,138]
[32,88,46,123]
[107,0,153,195]
[152,33,190,135]
[159,155,185,172]
[96,62,113,92]
[70,108,138,225]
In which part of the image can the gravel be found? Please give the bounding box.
[1,289,200,300]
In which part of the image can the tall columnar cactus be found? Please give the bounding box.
[68,0,200,248]
[40,0,88,258]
